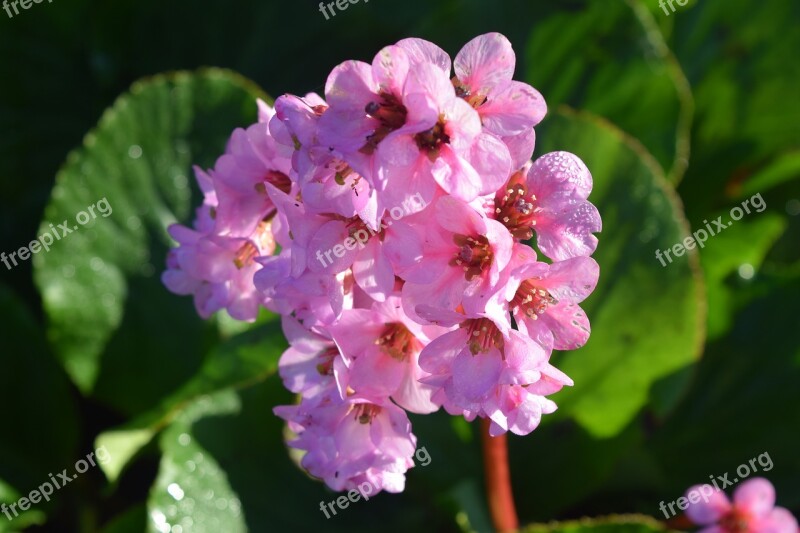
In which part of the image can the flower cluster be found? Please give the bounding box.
[163,33,601,496]
[684,478,798,533]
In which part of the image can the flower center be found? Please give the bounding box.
[233,241,259,269]
[494,170,539,240]
[462,318,504,355]
[353,403,382,424]
[254,170,292,195]
[376,322,420,360]
[510,280,557,320]
[719,509,751,533]
[451,234,493,281]
[361,93,408,154]
[315,347,339,376]
[452,78,488,108]
[414,117,450,161]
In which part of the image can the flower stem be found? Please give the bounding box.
[480,418,519,532]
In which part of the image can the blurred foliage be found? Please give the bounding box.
[0,0,798,531]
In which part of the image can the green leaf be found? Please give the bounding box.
[648,274,800,506]
[525,0,693,182]
[737,151,800,199]
[33,69,268,415]
[147,390,247,533]
[521,514,675,533]
[699,214,786,339]
[96,319,286,483]
[0,479,47,532]
[535,108,705,435]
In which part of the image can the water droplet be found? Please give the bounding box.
[787,199,800,216]
[738,263,755,280]
[178,433,191,446]
[129,145,143,159]
[90,257,104,271]
[127,216,142,230]
[167,483,185,501]
[150,510,171,533]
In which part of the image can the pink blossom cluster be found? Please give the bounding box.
[685,478,798,533]
[163,33,601,496]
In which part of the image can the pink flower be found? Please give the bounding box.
[685,478,798,533]
[327,296,449,414]
[452,33,546,154]
[400,196,513,319]
[274,390,417,494]
[375,61,511,205]
[164,31,602,496]
[499,251,600,350]
[278,316,345,399]
[417,312,569,435]
[493,152,601,261]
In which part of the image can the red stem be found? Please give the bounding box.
[480,418,519,533]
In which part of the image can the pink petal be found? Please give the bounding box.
[452,349,502,401]
[685,484,731,525]
[353,242,395,302]
[468,132,513,196]
[418,329,468,375]
[325,60,377,110]
[430,147,482,202]
[372,45,410,96]
[758,507,799,533]
[454,32,516,95]
[307,219,357,274]
[481,81,547,136]
[529,151,594,201]
[734,477,776,518]
[502,128,537,170]
[434,195,486,236]
[347,346,405,399]
[395,37,452,73]
[404,62,456,113]
[536,199,602,261]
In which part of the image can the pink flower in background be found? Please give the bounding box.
[685,478,798,533]
[163,32,601,496]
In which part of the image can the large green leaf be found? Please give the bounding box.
[535,108,705,435]
[525,0,693,182]
[33,69,267,415]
